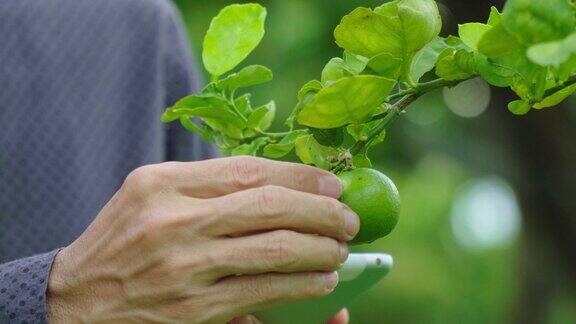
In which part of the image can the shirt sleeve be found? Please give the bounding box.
[161,1,219,162]
[0,249,60,323]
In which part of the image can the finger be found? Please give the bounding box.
[327,308,350,324]
[229,315,262,324]
[214,271,339,317]
[164,156,342,198]
[206,230,348,278]
[204,185,360,241]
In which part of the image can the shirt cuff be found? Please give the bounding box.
[0,249,61,324]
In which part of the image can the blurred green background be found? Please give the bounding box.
[173,1,576,323]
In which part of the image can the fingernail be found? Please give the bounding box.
[246,315,261,324]
[323,272,339,293]
[339,243,349,263]
[344,207,360,239]
[318,174,342,198]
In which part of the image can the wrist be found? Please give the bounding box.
[47,246,129,323]
[46,248,83,323]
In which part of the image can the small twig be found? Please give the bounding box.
[542,75,576,98]
[374,78,464,121]
[349,93,420,156]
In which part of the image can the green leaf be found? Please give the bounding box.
[367,53,403,79]
[435,48,476,81]
[334,0,441,82]
[172,94,229,109]
[507,100,531,115]
[474,53,512,87]
[556,56,576,82]
[501,0,575,46]
[262,144,293,159]
[346,121,374,141]
[294,135,338,170]
[368,128,386,148]
[298,75,396,129]
[216,65,273,92]
[471,9,514,88]
[478,23,524,61]
[310,128,344,147]
[346,125,367,142]
[487,6,502,26]
[162,94,229,122]
[343,51,369,74]
[478,21,548,101]
[217,136,242,156]
[410,37,449,82]
[376,0,442,54]
[230,137,268,156]
[202,4,267,77]
[474,8,508,89]
[534,83,576,109]
[201,82,219,94]
[246,101,275,131]
[334,7,397,59]
[234,94,253,116]
[171,107,246,139]
[352,154,372,168]
[346,120,386,150]
[286,80,323,129]
[262,130,308,159]
[297,80,323,101]
[458,23,492,51]
[321,58,355,85]
[527,33,576,68]
[179,116,214,143]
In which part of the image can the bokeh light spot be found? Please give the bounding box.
[450,176,522,252]
[443,78,491,118]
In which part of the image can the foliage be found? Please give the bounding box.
[170,1,576,322]
[164,0,576,171]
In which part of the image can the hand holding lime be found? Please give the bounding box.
[338,168,400,245]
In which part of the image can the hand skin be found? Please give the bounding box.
[47,156,360,323]
[230,308,349,324]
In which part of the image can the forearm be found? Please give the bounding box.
[0,249,61,323]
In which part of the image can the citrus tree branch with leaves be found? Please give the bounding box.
[163,0,576,172]
[162,0,576,243]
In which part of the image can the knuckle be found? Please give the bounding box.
[266,230,297,268]
[249,274,277,303]
[254,185,285,216]
[291,168,313,191]
[229,156,267,189]
[123,164,168,195]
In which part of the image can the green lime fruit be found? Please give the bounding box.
[338,168,400,245]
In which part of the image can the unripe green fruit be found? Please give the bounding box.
[338,168,400,245]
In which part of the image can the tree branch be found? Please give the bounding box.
[542,75,576,98]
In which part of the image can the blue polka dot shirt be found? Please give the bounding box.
[0,0,216,322]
